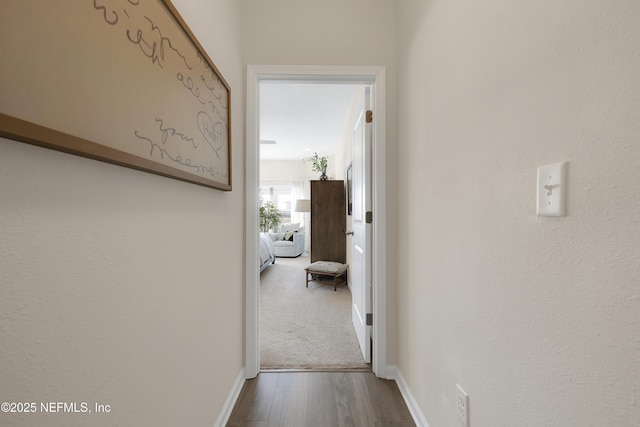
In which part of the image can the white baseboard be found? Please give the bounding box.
[214,368,245,427]
[387,365,430,427]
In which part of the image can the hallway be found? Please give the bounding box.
[227,371,415,426]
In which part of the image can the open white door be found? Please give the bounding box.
[351,87,372,363]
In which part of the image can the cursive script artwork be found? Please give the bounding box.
[92,0,231,187]
[0,0,231,190]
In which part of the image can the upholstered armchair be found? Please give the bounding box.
[269,223,305,258]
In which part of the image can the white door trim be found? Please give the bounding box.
[245,64,388,379]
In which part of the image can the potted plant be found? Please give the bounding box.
[259,201,281,232]
[304,152,329,180]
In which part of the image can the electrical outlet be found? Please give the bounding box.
[456,384,469,426]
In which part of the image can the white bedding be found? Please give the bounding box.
[259,233,276,272]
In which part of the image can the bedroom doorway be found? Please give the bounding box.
[258,82,365,371]
[246,65,388,379]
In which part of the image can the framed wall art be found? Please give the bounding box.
[0,0,231,190]
[346,162,353,216]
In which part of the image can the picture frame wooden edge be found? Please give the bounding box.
[0,112,231,191]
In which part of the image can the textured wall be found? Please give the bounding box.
[396,0,640,425]
[0,0,244,426]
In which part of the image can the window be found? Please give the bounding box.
[259,181,292,225]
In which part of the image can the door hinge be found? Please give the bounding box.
[366,211,373,224]
[366,110,373,123]
[366,313,373,326]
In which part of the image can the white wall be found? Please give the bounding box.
[0,1,244,426]
[260,157,336,183]
[397,1,640,426]
[242,0,399,364]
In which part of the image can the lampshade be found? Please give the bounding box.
[294,199,310,213]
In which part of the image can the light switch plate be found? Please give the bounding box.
[537,162,567,216]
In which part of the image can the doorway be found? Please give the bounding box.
[259,82,366,370]
[245,65,388,379]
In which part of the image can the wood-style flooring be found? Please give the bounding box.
[227,371,416,427]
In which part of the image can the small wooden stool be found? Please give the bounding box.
[305,261,348,291]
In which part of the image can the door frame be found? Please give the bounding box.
[245,65,388,379]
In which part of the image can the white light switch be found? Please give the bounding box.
[537,162,567,216]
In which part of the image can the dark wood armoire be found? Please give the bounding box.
[310,180,346,263]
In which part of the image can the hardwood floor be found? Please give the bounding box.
[227,371,416,427]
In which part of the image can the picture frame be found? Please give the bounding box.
[346,162,353,216]
[0,0,231,191]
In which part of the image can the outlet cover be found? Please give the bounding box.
[456,384,469,426]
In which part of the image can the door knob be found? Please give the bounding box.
[345,231,354,236]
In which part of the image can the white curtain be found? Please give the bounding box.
[291,180,310,252]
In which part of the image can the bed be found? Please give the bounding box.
[259,233,276,272]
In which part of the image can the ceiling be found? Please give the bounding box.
[259,82,361,160]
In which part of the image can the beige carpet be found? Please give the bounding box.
[260,255,369,370]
